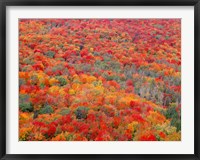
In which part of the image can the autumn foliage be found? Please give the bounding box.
[19,19,181,141]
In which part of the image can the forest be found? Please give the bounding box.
[19,19,181,141]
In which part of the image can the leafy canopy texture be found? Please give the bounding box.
[19,19,181,141]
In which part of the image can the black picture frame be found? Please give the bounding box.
[0,0,199,159]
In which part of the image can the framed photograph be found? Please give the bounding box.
[0,0,199,159]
